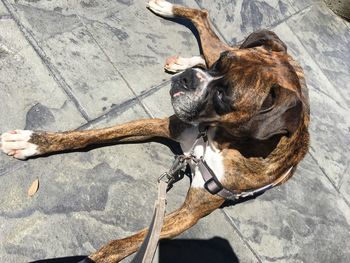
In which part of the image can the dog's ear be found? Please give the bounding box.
[242,85,302,140]
[240,30,287,53]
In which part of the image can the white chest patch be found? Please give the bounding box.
[179,127,225,188]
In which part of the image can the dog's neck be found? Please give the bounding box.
[210,126,284,159]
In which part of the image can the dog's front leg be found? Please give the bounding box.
[147,0,232,67]
[87,188,224,263]
[0,116,188,159]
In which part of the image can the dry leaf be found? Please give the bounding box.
[28,178,39,197]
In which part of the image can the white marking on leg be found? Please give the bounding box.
[0,130,39,160]
[147,0,174,18]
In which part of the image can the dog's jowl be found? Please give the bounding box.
[0,0,309,262]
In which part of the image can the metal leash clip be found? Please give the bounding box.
[158,155,187,190]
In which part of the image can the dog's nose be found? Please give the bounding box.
[171,69,195,90]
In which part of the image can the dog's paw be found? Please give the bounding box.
[165,56,206,72]
[0,130,39,160]
[147,0,174,17]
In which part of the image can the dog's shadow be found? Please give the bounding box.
[158,237,239,263]
[29,256,88,263]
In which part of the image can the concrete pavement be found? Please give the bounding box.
[0,0,350,262]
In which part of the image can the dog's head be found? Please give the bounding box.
[170,30,307,140]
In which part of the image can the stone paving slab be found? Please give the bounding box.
[0,18,86,172]
[307,87,350,188]
[81,0,201,94]
[340,170,350,204]
[0,211,133,262]
[272,22,346,104]
[141,81,174,118]
[7,3,134,120]
[196,0,296,45]
[224,154,350,263]
[0,18,29,56]
[287,0,321,11]
[0,0,7,15]
[8,0,201,108]
[287,3,350,108]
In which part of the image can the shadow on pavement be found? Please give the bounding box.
[159,237,239,263]
[29,256,87,263]
[220,191,265,208]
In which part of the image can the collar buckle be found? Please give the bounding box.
[158,155,187,190]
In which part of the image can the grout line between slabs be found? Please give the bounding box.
[78,15,156,119]
[337,163,350,191]
[78,80,170,130]
[220,209,263,263]
[266,4,313,31]
[286,0,301,14]
[309,149,350,208]
[308,148,341,192]
[1,0,91,121]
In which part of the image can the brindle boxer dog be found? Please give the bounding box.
[0,0,309,262]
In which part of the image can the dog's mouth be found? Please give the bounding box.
[172,90,185,97]
[170,82,189,99]
[170,89,186,99]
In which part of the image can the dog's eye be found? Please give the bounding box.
[215,82,229,100]
[259,88,276,113]
[214,88,232,115]
[217,90,223,101]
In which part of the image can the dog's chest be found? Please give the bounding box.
[179,127,225,188]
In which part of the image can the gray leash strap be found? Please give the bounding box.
[131,179,167,263]
[131,156,186,263]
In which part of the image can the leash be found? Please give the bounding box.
[131,127,206,263]
[130,179,167,263]
[131,126,293,262]
[131,154,187,263]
